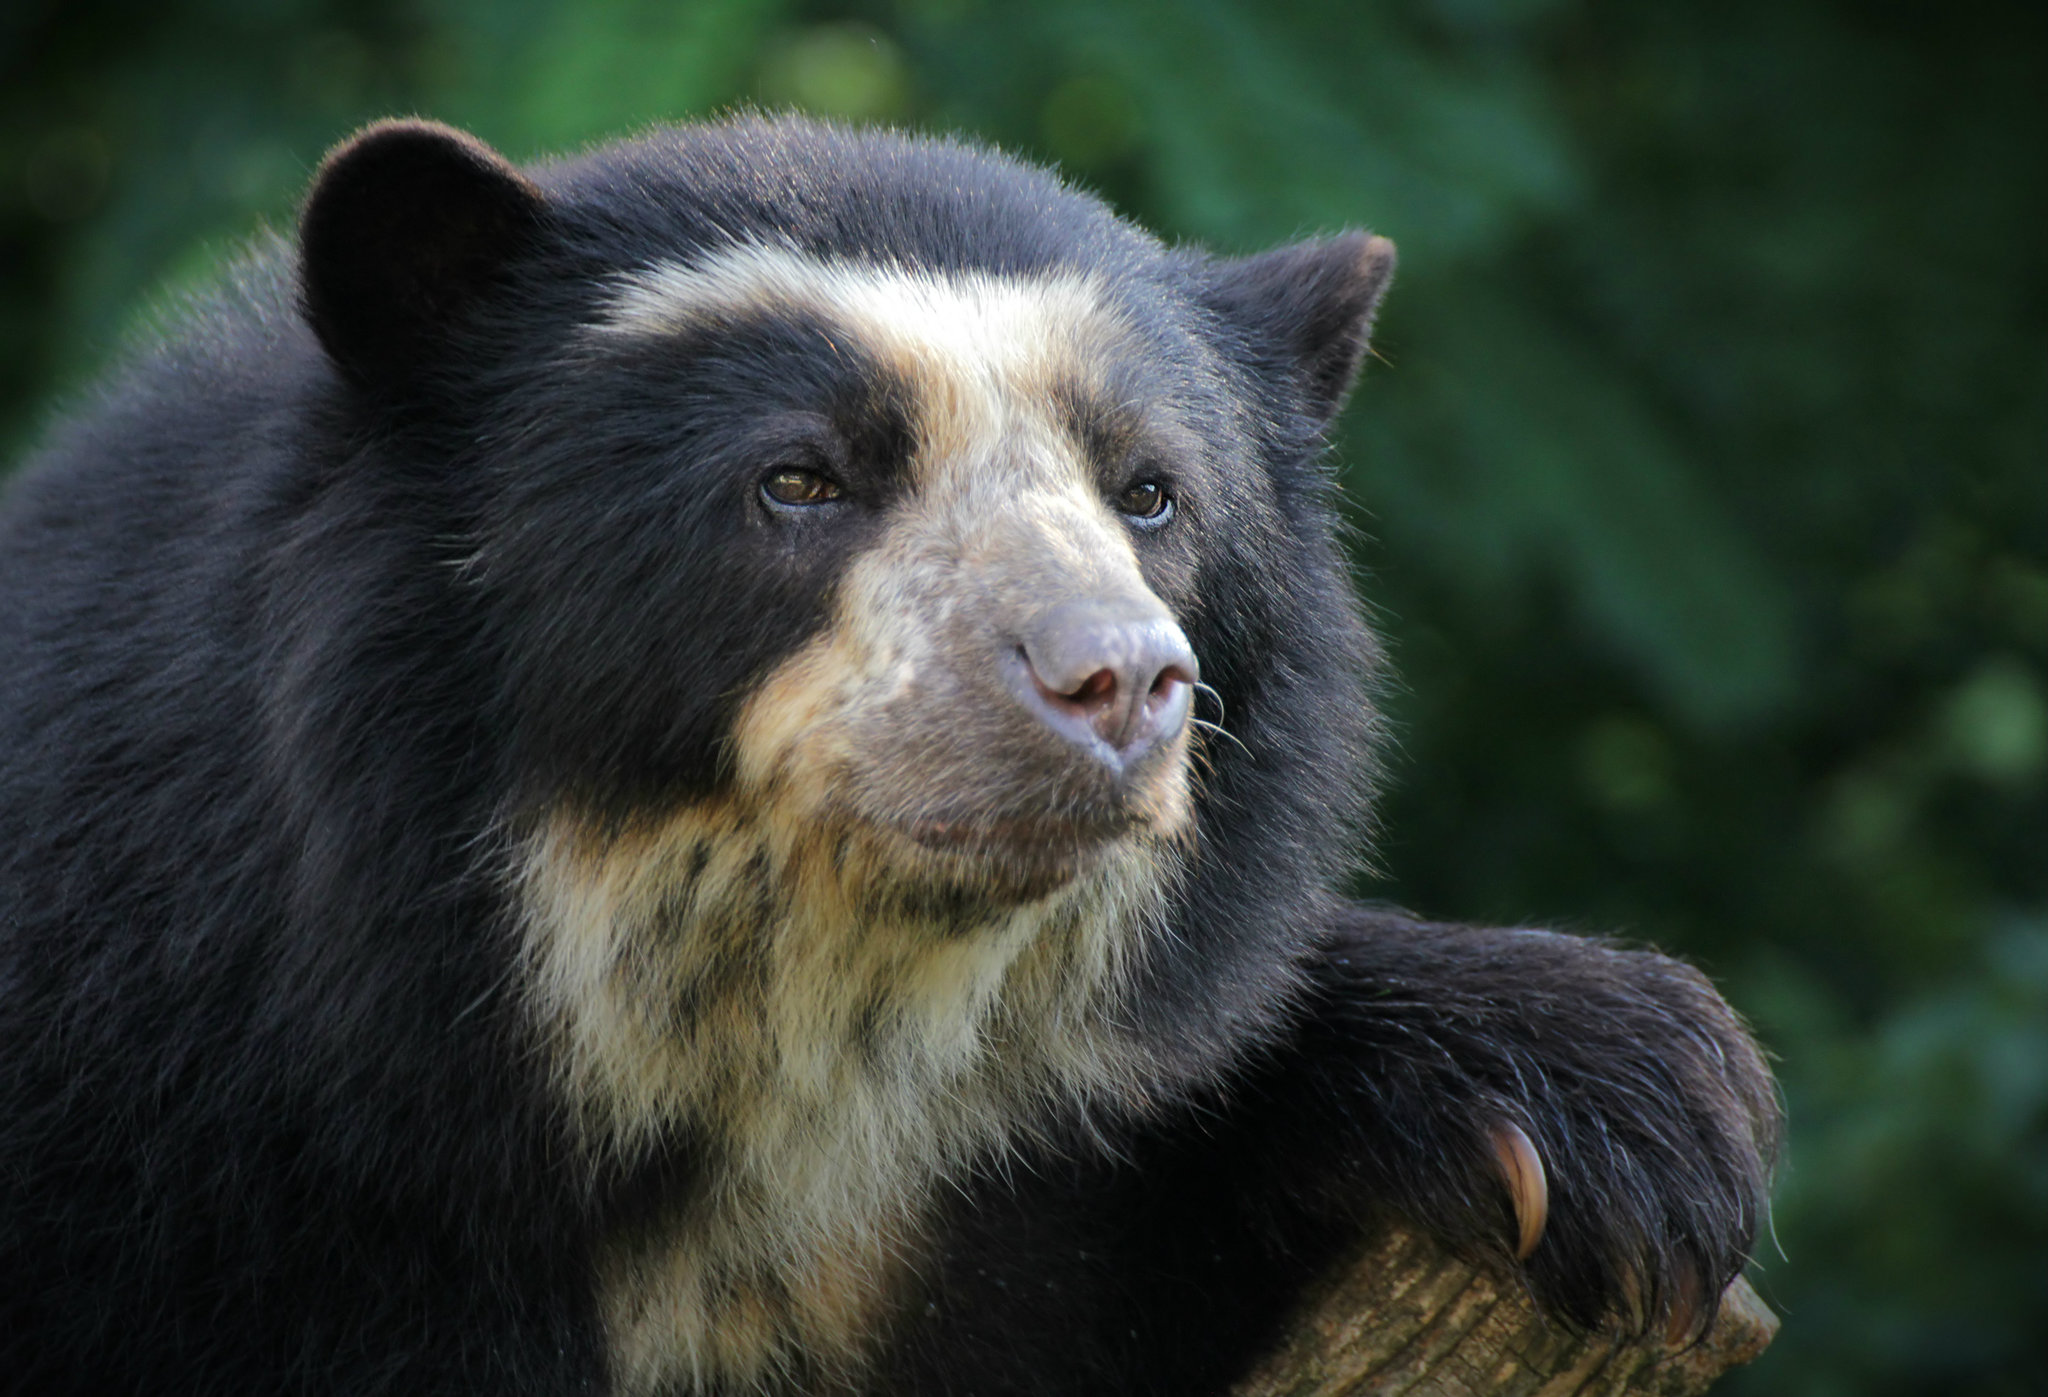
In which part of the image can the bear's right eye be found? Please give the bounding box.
[760,468,844,509]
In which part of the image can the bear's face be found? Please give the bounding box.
[512,242,1227,907]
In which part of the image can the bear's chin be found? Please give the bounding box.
[891,812,1138,904]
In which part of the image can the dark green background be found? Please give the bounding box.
[4,1,2043,1392]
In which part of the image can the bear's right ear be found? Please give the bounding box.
[299,119,545,393]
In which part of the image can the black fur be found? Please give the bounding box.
[0,117,1777,1396]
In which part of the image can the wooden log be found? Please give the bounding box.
[1232,1228,1777,1397]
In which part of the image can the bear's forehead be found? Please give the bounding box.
[590,240,1156,492]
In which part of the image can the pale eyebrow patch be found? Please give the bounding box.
[593,239,1127,413]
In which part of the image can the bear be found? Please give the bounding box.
[0,116,1777,1396]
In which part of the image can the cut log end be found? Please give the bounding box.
[1231,1226,1778,1397]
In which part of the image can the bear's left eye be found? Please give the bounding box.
[1115,480,1174,527]
[761,467,844,509]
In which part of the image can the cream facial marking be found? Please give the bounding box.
[527,246,1204,1392]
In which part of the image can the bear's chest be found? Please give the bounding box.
[515,804,1160,1392]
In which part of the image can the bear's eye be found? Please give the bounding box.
[760,467,844,509]
[1115,480,1174,527]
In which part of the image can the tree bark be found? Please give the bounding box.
[1232,1228,1777,1397]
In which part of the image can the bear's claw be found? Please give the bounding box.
[1491,1121,1549,1261]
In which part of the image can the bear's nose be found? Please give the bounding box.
[1010,600,1198,774]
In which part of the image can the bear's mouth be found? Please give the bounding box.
[891,810,1141,900]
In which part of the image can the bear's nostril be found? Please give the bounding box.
[1029,661,1124,729]
[1066,669,1117,707]
[1150,664,1193,698]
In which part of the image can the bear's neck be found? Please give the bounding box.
[515,801,1171,1393]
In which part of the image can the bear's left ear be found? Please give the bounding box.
[1202,232,1397,429]
[299,119,546,393]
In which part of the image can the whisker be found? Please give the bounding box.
[1190,716,1252,762]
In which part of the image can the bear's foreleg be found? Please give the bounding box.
[1227,905,1781,1339]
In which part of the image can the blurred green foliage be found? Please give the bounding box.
[2,0,2043,1391]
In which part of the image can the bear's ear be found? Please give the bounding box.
[298,119,545,392]
[1203,232,1397,429]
